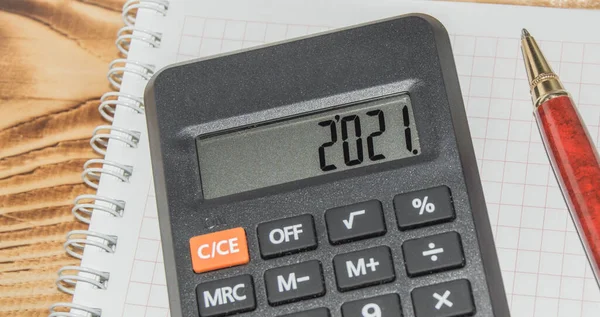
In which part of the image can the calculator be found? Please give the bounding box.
[145,14,510,317]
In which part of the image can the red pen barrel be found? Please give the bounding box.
[535,95,600,280]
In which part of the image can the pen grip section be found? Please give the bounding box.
[535,95,600,279]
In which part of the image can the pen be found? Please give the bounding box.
[521,29,600,284]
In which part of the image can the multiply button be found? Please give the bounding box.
[402,231,465,277]
[411,279,475,317]
[195,274,256,317]
[341,294,402,317]
[326,200,386,244]
[257,214,317,259]
[264,260,325,306]
[189,227,249,274]
[394,186,455,230]
[333,246,395,292]
[279,308,331,317]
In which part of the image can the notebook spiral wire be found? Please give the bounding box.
[49,1,169,316]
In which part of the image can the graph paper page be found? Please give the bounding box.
[110,1,600,316]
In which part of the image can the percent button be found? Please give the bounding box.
[394,186,456,230]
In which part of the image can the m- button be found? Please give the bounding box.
[257,214,317,259]
[189,227,249,274]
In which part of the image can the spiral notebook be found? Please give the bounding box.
[52,1,600,316]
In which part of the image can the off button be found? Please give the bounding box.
[189,227,250,274]
[257,214,317,259]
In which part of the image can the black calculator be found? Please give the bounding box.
[145,14,510,317]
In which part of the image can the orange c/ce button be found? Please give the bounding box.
[189,227,250,274]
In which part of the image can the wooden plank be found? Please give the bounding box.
[0,255,80,274]
[0,184,93,215]
[0,242,66,261]
[0,159,87,196]
[78,0,127,12]
[0,293,70,315]
[0,159,87,195]
[0,139,98,179]
[0,11,108,101]
[0,207,73,233]
[0,100,103,159]
[0,266,62,286]
[454,0,600,8]
[0,0,123,62]
[0,222,87,250]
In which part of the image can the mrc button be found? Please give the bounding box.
[257,214,317,259]
[196,274,256,316]
[189,227,249,274]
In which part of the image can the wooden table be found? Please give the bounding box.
[0,0,597,316]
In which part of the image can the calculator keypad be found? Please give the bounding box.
[394,186,455,230]
[264,260,326,305]
[333,246,395,292]
[411,279,475,317]
[402,231,465,277]
[257,214,318,259]
[325,200,386,244]
[341,294,402,317]
[195,274,256,317]
[191,187,476,316]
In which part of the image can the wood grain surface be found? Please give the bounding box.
[0,0,121,316]
[0,0,596,316]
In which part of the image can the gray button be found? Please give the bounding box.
[264,260,325,306]
[402,231,465,277]
[412,279,475,317]
[394,186,455,230]
[257,214,317,259]
[279,308,330,317]
[326,200,386,244]
[333,246,395,292]
[341,294,403,317]
[195,274,256,317]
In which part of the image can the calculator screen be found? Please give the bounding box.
[197,95,420,199]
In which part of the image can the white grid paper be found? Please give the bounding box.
[110,1,600,316]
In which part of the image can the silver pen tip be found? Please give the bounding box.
[522,28,531,38]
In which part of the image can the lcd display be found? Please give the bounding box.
[197,95,420,199]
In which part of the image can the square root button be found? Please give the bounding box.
[325,200,386,244]
[394,186,455,230]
